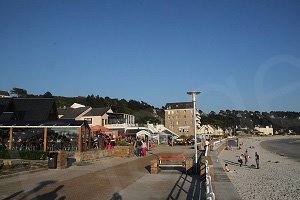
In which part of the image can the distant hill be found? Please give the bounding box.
[6,87,300,132]
[7,87,164,124]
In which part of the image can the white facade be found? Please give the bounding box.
[255,126,274,135]
[198,125,224,136]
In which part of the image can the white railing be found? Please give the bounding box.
[213,138,226,147]
[205,146,209,156]
[205,160,215,200]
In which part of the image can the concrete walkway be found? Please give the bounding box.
[210,150,241,200]
[0,145,205,200]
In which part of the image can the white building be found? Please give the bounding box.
[254,126,273,135]
[198,125,224,136]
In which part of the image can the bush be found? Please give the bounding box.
[0,150,48,160]
[117,140,129,146]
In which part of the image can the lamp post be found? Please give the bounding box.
[187,91,200,173]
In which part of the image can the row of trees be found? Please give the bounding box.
[8,87,300,131]
[200,110,300,132]
[9,88,162,124]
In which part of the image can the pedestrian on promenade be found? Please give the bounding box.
[142,139,147,156]
[238,154,244,167]
[244,150,249,166]
[255,152,260,169]
[136,138,143,157]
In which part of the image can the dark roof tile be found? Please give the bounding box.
[83,107,110,117]
[58,107,91,119]
[165,102,193,110]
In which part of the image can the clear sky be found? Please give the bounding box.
[1,0,300,112]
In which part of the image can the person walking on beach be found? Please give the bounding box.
[244,150,249,166]
[238,154,244,167]
[255,152,260,169]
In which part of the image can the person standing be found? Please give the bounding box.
[244,150,249,166]
[255,152,260,169]
[142,139,147,156]
[238,154,244,167]
[136,138,143,157]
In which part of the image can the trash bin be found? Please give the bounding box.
[48,152,58,169]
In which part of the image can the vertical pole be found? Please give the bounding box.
[88,128,92,150]
[43,127,47,151]
[192,97,198,171]
[83,128,87,151]
[78,128,82,152]
[187,91,200,174]
[9,127,13,150]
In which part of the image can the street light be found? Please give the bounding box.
[187,91,200,173]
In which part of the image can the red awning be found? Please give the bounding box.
[90,125,110,132]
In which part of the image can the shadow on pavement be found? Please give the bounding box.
[166,172,206,200]
[3,180,65,200]
[111,192,122,200]
[2,190,24,200]
[32,185,65,200]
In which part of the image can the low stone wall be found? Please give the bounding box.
[214,142,226,156]
[74,145,134,162]
[111,146,134,158]
[56,151,68,169]
[74,149,111,162]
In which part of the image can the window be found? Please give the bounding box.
[84,118,92,124]
[176,121,179,125]
[102,119,105,125]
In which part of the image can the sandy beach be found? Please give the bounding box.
[218,135,300,200]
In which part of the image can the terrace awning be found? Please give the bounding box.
[90,125,110,132]
[0,120,90,129]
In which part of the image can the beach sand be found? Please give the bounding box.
[218,136,300,200]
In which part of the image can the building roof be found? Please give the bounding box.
[83,107,111,117]
[58,106,91,119]
[0,90,10,97]
[0,98,58,121]
[0,98,12,114]
[165,102,193,110]
[0,119,90,129]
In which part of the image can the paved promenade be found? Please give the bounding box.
[0,145,205,200]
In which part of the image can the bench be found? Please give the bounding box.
[150,154,193,174]
[158,155,187,167]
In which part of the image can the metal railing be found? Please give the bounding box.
[205,145,209,156]
[205,160,215,200]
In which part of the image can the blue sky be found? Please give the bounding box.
[1,0,300,112]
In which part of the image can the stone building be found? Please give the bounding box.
[164,102,197,137]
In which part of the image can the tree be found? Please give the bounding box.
[43,91,53,98]
[10,87,28,97]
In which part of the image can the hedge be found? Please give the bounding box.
[0,150,48,160]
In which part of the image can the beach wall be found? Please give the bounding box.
[74,145,134,162]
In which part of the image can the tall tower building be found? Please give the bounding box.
[164,102,195,137]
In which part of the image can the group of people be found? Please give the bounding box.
[133,138,147,157]
[237,150,260,169]
[225,148,260,173]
